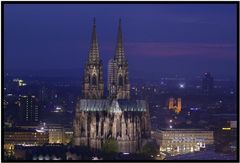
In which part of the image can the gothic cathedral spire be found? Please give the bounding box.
[108,19,130,99]
[114,18,125,63]
[88,17,100,63]
[82,18,104,99]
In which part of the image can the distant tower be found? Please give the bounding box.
[176,98,181,114]
[108,59,117,98]
[20,95,39,124]
[168,98,175,109]
[202,72,214,95]
[82,18,104,99]
[108,19,130,99]
[168,97,181,114]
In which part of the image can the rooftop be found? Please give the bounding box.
[77,99,147,112]
[157,128,212,132]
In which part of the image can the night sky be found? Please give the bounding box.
[4,4,237,79]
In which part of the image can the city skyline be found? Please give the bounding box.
[4,3,237,79]
[2,2,238,161]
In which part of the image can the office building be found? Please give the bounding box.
[202,72,214,95]
[19,95,39,124]
[152,129,214,156]
[4,128,49,146]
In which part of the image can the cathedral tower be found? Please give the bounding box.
[74,19,151,152]
[82,18,104,99]
[108,19,130,99]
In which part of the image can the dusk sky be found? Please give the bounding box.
[4,3,237,79]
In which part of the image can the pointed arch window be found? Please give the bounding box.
[124,75,128,84]
[92,75,97,85]
[118,75,123,86]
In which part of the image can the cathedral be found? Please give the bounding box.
[73,18,151,153]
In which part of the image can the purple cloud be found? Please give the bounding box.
[125,42,236,59]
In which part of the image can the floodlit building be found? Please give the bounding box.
[4,128,49,146]
[74,19,151,153]
[48,124,65,144]
[152,129,214,156]
[168,97,182,114]
[108,19,130,100]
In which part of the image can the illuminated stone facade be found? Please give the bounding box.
[48,124,65,144]
[82,18,104,99]
[108,19,130,99]
[74,19,150,153]
[74,99,150,152]
[4,128,49,146]
[168,97,181,114]
[152,129,214,156]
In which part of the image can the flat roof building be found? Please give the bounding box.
[152,128,214,156]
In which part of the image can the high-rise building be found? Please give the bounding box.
[108,19,130,99]
[74,19,151,153]
[82,18,104,99]
[39,86,49,103]
[19,95,39,124]
[202,72,214,95]
[108,59,117,97]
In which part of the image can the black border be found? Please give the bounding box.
[1,1,239,162]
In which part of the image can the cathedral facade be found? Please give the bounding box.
[73,19,151,153]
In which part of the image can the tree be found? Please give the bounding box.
[102,139,118,154]
[141,141,159,156]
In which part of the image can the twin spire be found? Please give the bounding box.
[88,17,99,63]
[115,18,125,63]
[84,18,130,99]
[88,18,125,64]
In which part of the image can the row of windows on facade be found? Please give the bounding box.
[162,140,208,143]
[163,134,212,137]
[25,106,38,107]
[25,112,38,115]
[6,133,46,136]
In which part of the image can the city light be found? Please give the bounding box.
[179,83,185,89]
[54,107,63,112]
[36,129,45,133]
[222,128,231,131]
[190,107,200,111]
[3,4,237,161]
